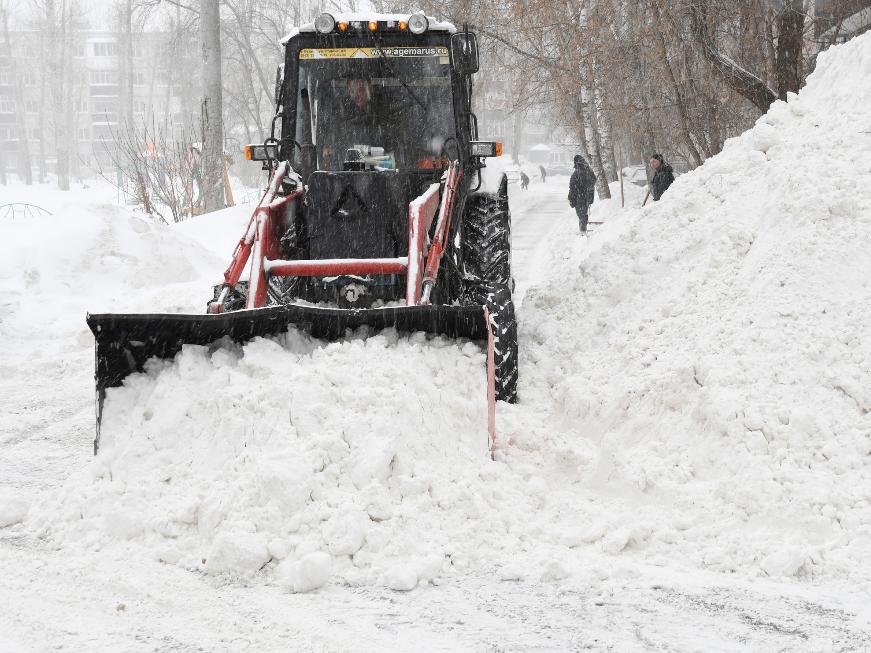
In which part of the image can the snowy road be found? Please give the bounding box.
[505,176,573,305]
[4,527,868,652]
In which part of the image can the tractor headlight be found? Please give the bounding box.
[314,13,336,34]
[408,13,428,34]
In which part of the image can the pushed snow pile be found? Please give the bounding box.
[0,203,223,348]
[29,329,533,588]
[520,32,871,581]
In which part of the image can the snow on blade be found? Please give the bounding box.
[31,328,501,587]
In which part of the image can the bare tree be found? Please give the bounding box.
[97,116,200,223]
[690,0,810,109]
[1,0,33,184]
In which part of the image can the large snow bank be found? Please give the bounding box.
[0,203,224,349]
[518,32,871,581]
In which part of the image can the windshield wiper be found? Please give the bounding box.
[371,34,428,113]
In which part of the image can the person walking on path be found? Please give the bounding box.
[539,165,547,183]
[568,155,596,234]
[649,153,675,201]
[520,170,530,190]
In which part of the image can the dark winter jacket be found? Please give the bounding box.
[568,159,597,208]
[651,162,675,201]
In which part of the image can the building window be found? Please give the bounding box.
[92,100,117,114]
[90,71,118,85]
[74,44,85,58]
[93,42,118,57]
[132,71,146,86]
[78,127,90,140]
[0,98,14,113]
[134,100,146,114]
[0,70,9,85]
[28,127,40,140]
[23,71,37,87]
[25,100,38,113]
[74,100,88,113]
[93,126,113,141]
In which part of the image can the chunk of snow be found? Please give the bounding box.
[761,547,808,578]
[276,552,332,593]
[205,532,271,576]
[0,490,28,528]
[383,563,419,591]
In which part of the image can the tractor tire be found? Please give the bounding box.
[460,173,518,403]
[463,281,518,403]
[461,173,511,286]
[211,281,248,312]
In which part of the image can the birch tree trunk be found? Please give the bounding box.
[573,97,591,161]
[582,81,611,200]
[200,0,224,213]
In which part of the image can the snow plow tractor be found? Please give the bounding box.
[87,13,518,452]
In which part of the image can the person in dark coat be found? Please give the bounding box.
[539,165,547,183]
[520,171,530,190]
[568,155,597,234]
[649,153,675,201]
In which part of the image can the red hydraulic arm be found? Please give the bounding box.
[420,163,461,304]
[220,161,463,310]
[208,161,300,313]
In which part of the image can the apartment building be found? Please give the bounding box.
[0,29,197,178]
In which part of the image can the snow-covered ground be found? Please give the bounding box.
[3,32,871,651]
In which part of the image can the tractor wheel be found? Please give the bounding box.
[461,173,511,286]
[210,281,248,312]
[463,281,518,403]
[460,173,518,402]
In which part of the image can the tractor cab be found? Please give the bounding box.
[277,13,483,179]
[242,13,497,307]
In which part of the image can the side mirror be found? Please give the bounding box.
[274,64,284,106]
[451,32,479,74]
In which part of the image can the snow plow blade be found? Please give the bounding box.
[86,304,492,453]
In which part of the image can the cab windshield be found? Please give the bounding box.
[294,45,456,172]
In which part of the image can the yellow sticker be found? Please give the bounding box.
[300,46,449,63]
